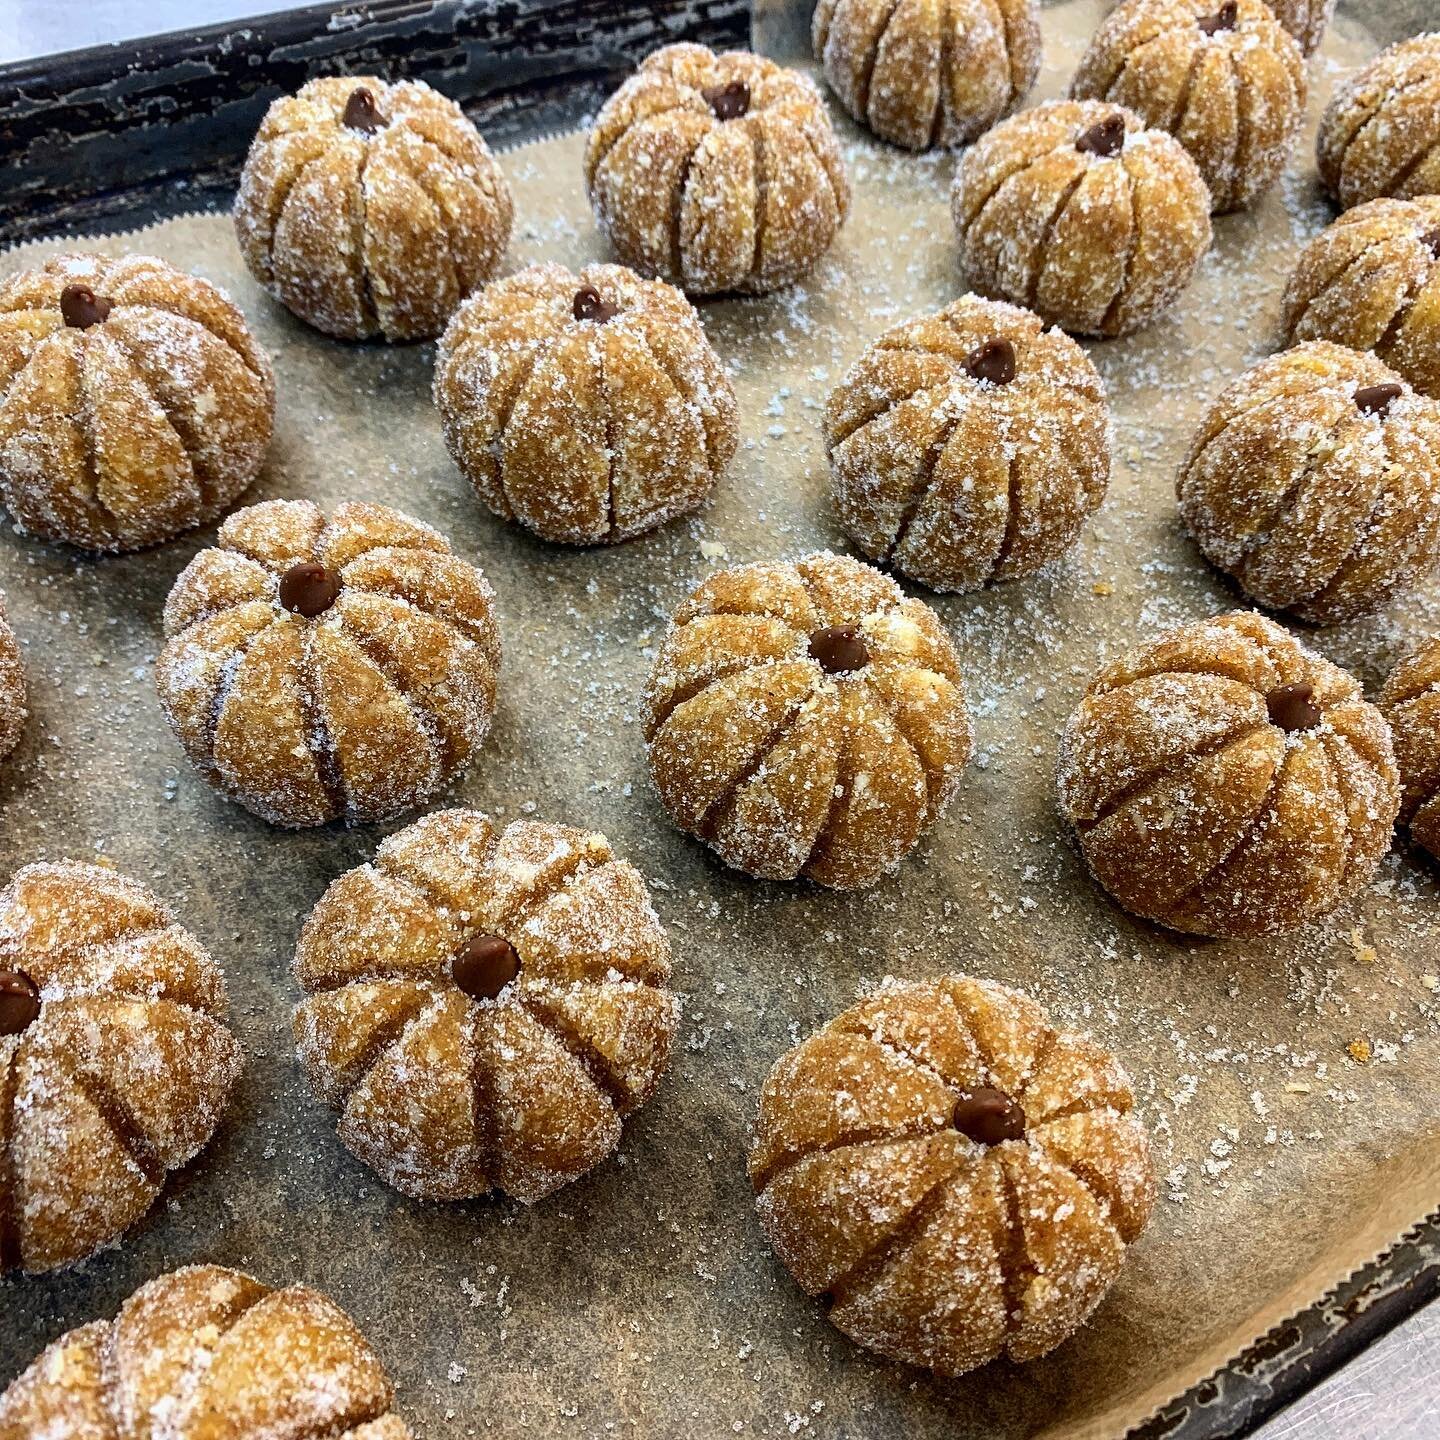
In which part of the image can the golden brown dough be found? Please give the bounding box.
[750,975,1154,1376]
[0,861,241,1273]
[0,1264,411,1439]
[952,99,1212,337]
[1282,196,1440,398]
[235,75,513,341]
[293,809,676,1203]
[0,252,274,552]
[1176,342,1440,623]
[1379,637,1440,857]
[434,262,738,543]
[812,0,1041,150]
[1317,34,1440,210]
[584,42,851,294]
[154,499,501,828]
[0,596,24,763]
[1264,0,1332,55]
[643,551,972,889]
[1057,611,1399,937]
[825,295,1109,591]
[1071,0,1306,213]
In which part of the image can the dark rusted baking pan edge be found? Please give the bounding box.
[1,1,1435,1434]
[0,0,750,242]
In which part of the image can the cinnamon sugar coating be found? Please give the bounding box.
[0,1264,410,1439]
[825,296,1109,592]
[1282,196,1440,399]
[155,499,501,828]
[750,976,1154,1376]
[235,76,513,341]
[0,252,274,552]
[952,99,1212,337]
[1071,0,1306,214]
[1317,34,1440,211]
[1379,637,1440,857]
[1057,611,1400,938]
[584,43,851,295]
[0,597,24,763]
[1265,0,1332,57]
[812,0,1041,151]
[0,862,242,1273]
[1176,342,1440,623]
[434,263,738,544]
[643,552,972,889]
[293,810,676,1203]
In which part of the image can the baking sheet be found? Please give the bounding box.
[1,2,1437,1436]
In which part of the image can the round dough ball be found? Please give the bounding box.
[1317,34,1440,211]
[643,551,972,889]
[0,1264,410,1438]
[0,252,274,552]
[1281,196,1440,398]
[952,99,1212,337]
[155,499,500,828]
[1057,610,1400,938]
[293,809,677,1203]
[750,975,1154,1376]
[235,76,513,341]
[434,262,738,544]
[1071,0,1306,214]
[0,595,25,763]
[825,296,1109,591]
[1176,342,1440,624]
[1378,637,1440,857]
[812,0,1041,150]
[585,42,851,295]
[1265,0,1332,57]
[0,861,242,1273]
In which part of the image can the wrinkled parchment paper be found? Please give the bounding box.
[1,3,1436,1436]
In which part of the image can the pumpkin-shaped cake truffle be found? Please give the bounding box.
[235,76,513,341]
[1177,343,1440,624]
[0,252,274,552]
[812,0,1041,150]
[1071,0,1306,214]
[0,861,242,1273]
[1265,0,1331,57]
[434,263,738,544]
[750,976,1155,1376]
[0,596,24,763]
[1281,196,1440,399]
[293,809,676,1203]
[1057,611,1400,938]
[643,552,972,889]
[825,296,1109,592]
[1379,637,1440,857]
[155,499,500,828]
[1317,35,1440,211]
[952,100,1211,337]
[0,1264,411,1438]
[585,43,851,295]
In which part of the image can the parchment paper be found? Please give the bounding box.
[1,3,1436,1436]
